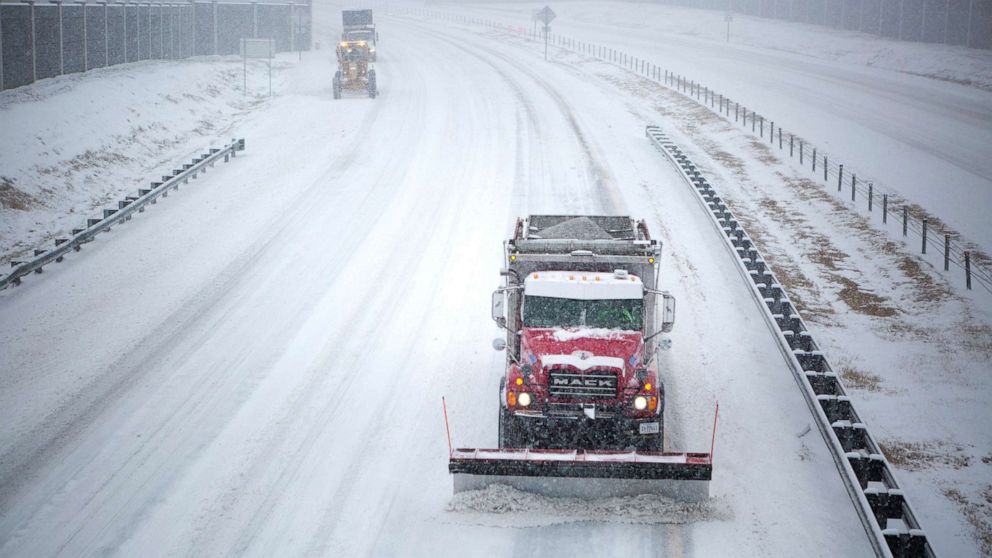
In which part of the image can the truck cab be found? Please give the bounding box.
[342,9,377,61]
[492,216,675,452]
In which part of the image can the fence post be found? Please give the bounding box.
[779,128,782,149]
[84,0,89,70]
[123,2,128,62]
[852,174,856,202]
[769,121,774,143]
[752,112,756,132]
[903,206,908,236]
[824,156,828,181]
[868,183,873,211]
[213,0,218,55]
[735,103,739,122]
[58,1,64,75]
[0,1,4,90]
[883,194,888,223]
[104,2,109,66]
[965,251,972,289]
[29,1,38,84]
[944,234,951,271]
[812,148,816,171]
[838,164,844,191]
[922,219,928,254]
[760,116,764,137]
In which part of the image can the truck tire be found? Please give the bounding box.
[498,377,518,448]
[367,70,377,99]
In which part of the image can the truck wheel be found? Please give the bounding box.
[498,378,517,448]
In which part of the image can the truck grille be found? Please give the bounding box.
[547,370,619,400]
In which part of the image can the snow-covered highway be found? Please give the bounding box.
[1,1,989,557]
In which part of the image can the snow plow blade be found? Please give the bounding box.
[449,448,712,501]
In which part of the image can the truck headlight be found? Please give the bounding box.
[518,392,532,407]
[633,396,647,410]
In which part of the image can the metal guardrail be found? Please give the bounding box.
[0,138,245,290]
[646,125,935,558]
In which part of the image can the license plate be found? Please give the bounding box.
[639,422,660,435]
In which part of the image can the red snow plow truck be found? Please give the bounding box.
[447,215,716,500]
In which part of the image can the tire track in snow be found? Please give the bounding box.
[402,17,627,216]
[0,65,402,556]
[390,17,690,558]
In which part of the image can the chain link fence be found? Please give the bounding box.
[662,0,992,50]
[0,0,313,91]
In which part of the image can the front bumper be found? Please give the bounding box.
[506,406,662,450]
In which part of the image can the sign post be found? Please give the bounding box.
[537,6,556,61]
[240,38,275,97]
[725,12,733,42]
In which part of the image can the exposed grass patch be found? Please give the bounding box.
[753,196,898,318]
[724,200,835,321]
[0,178,31,210]
[944,486,992,556]
[0,177,39,210]
[708,150,746,174]
[831,275,898,317]
[840,365,884,392]
[748,139,779,165]
[880,439,972,472]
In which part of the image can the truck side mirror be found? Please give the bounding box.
[661,292,676,332]
[492,289,507,329]
[492,338,507,351]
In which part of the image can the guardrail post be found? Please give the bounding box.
[965,252,972,289]
[868,183,873,211]
[922,219,928,254]
[883,194,888,223]
[944,234,951,270]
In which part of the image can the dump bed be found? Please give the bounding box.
[342,9,373,28]
[506,215,661,288]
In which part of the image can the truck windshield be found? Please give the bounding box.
[522,296,642,330]
[347,31,373,41]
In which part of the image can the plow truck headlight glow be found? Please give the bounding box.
[518,392,532,407]
[633,396,648,411]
